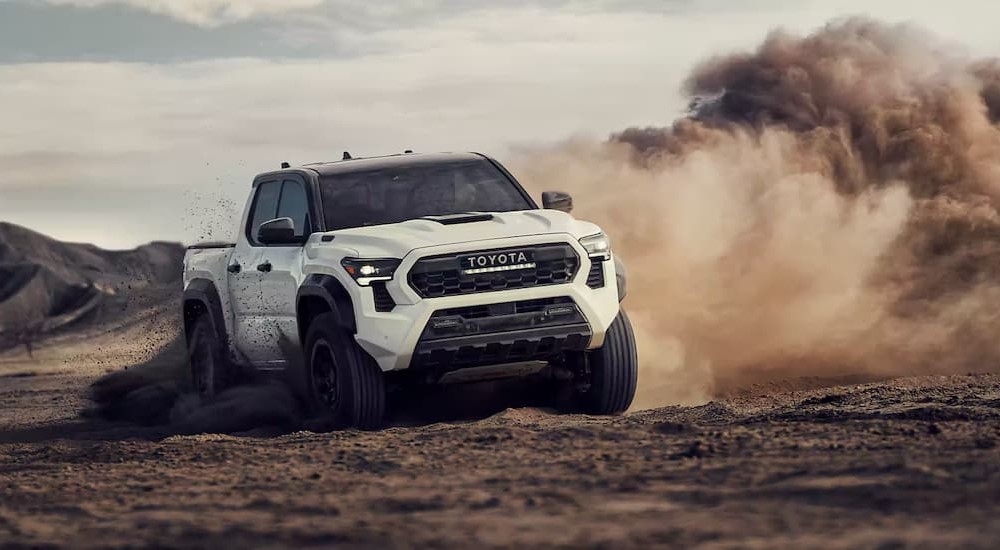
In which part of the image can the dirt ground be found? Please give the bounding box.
[1,318,999,549]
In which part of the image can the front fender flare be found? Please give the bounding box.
[296,274,357,336]
[614,256,627,302]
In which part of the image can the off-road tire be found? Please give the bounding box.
[305,313,386,430]
[583,310,638,414]
[187,315,233,397]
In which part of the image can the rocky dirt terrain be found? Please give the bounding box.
[2,321,999,548]
[1,223,998,548]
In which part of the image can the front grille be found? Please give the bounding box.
[408,243,579,298]
[586,260,605,288]
[371,281,396,312]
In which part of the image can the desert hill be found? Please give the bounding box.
[0,222,184,350]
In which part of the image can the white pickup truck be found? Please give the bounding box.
[183,152,636,428]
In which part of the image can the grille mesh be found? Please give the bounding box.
[408,244,579,298]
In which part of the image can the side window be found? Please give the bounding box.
[247,180,280,245]
[277,179,311,238]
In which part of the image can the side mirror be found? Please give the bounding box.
[257,217,297,244]
[542,191,573,213]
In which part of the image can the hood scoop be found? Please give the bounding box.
[420,213,494,225]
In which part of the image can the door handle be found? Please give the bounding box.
[227,263,241,273]
[256,261,272,273]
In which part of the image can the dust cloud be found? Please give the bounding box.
[512,18,1000,408]
[86,335,305,436]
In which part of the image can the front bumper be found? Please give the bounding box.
[411,296,592,372]
[349,235,622,372]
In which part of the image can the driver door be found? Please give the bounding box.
[256,177,314,367]
[228,179,278,365]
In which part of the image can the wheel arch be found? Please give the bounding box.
[296,274,357,344]
[183,278,228,345]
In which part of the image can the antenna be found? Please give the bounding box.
[280,162,290,169]
[342,151,352,160]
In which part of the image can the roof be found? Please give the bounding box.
[301,152,487,177]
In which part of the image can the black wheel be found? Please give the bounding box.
[187,315,232,397]
[304,313,386,429]
[583,310,638,414]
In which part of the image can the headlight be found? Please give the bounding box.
[579,232,611,260]
[341,258,401,286]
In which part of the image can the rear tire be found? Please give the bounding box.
[583,310,638,414]
[187,315,232,397]
[304,313,387,430]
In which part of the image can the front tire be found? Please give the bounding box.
[583,310,638,414]
[305,313,387,429]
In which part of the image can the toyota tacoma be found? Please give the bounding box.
[183,152,637,428]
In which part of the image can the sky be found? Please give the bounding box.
[1,0,998,249]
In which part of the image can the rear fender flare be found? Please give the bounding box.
[183,278,228,345]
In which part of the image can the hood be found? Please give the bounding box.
[314,210,602,259]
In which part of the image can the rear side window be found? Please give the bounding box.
[247,180,280,244]
[277,179,311,239]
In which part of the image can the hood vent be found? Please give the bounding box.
[420,213,494,225]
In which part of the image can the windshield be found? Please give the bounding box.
[319,159,534,230]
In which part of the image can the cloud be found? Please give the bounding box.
[0,6,710,246]
[44,0,324,26]
[10,0,1000,63]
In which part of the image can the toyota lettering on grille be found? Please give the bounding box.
[460,250,536,275]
